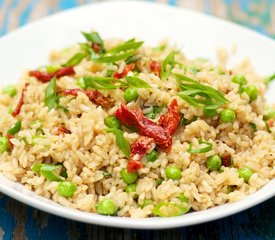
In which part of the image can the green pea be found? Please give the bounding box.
[0,136,10,153]
[206,154,222,171]
[232,74,247,85]
[105,116,121,129]
[203,108,217,117]
[2,85,17,97]
[124,87,138,102]
[165,166,181,180]
[76,78,88,90]
[219,109,236,123]
[120,168,138,184]
[244,85,258,102]
[126,183,137,193]
[146,150,158,162]
[57,181,77,197]
[139,199,153,208]
[96,198,117,215]
[263,110,275,120]
[238,166,254,182]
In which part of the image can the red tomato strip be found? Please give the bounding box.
[113,63,135,79]
[149,60,161,77]
[158,99,180,135]
[12,83,29,117]
[115,104,172,150]
[62,89,114,108]
[29,66,75,83]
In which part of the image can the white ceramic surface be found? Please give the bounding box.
[0,1,274,229]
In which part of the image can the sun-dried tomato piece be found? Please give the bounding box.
[12,83,29,117]
[158,99,180,135]
[131,136,154,156]
[62,89,84,97]
[149,60,161,77]
[29,66,75,83]
[62,89,114,108]
[55,66,75,79]
[113,63,135,79]
[56,125,71,136]
[29,71,53,83]
[6,133,14,150]
[127,160,143,173]
[115,105,171,150]
[127,136,154,172]
[221,154,232,167]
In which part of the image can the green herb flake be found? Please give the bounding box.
[249,122,257,131]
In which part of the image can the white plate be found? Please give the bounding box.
[0,1,274,229]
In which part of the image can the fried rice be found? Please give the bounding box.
[0,31,274,218]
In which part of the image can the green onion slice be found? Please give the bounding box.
[125,76,151,88]
[106,128,130,158]
[152,202,189,217]
[175,74,229,110]
[44,77,57,110]
[63,53,87,67]
[161,52,177,80]
[8,121,21,135]
[82,31,105,51]
[265,73,275,87]
[83,76,127,90]
[187,138,213,154]
[107,40,143,54]
[32,163,64,182]
[125,54,142,64]
[91,50,136,63]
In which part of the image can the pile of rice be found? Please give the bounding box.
[0,34,274,218]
